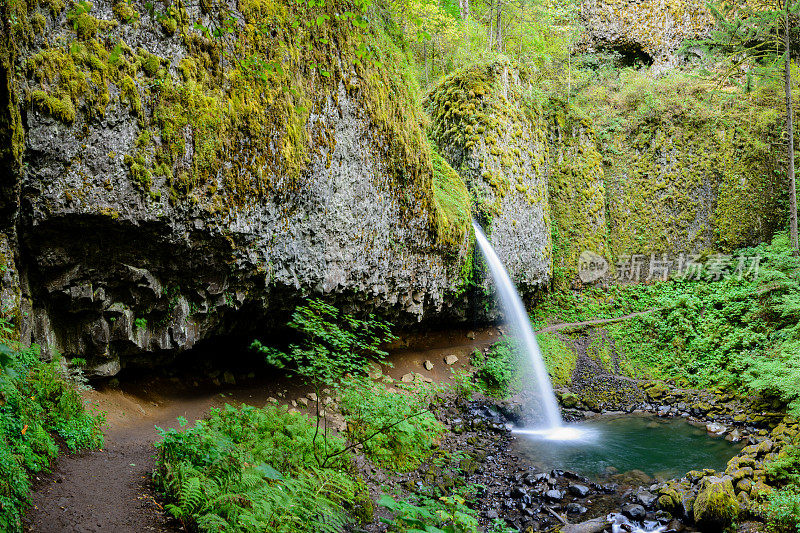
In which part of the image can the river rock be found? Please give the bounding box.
[565,503,588,515]
[621,503,646,520]
[693,476,738,532]
[511,486,528,499]
[444,354,459,365]
[706,422,726,435]
[634,487,658,507]
[423,360,434,371]
[560,517,610,533]
[568,484,591,497]
[545,489,564,501]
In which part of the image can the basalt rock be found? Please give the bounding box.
[693,476,738,532]
[4,0,478,373]
[579,0,713,71]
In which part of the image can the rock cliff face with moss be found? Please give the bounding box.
[579,0,713,70]
[1,0,474,373]
[425,61,552,298]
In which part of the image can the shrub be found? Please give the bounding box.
[339,378,445,471]
[765,488,800,533]
[154,404,372,532]
[471,341,519,398]
[0,332,104,532]
[378,493,478,533]
[766,446,800,486]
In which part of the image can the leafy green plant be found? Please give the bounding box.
[766,446,800,486]
[765,488,800,533]
[339,377,445,470]
[471,341,519,398]
[378,493,479,533]
[0,338,104,532]
[252,299,395,387]
[154,404,371,532]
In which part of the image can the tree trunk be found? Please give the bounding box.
[786,1,798,252]
[494,0,502,51]
[459,0,469,20]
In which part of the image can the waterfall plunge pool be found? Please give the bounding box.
[512,413,745,483]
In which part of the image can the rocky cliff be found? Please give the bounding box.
[1,0,474,373]
[579,0,713,70]
[1,0,795,372]
[425,61,552,300]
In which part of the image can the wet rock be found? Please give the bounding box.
[706,422,726,435]
[693,476,738,532]
[561,392,580,409]
[560,517,610,533]
[666,519,685,532]
[545,489,564,501]
[568,484,591,497]
[755,438,774,455]
[635,487,658,508]
[653,510,672,524]
[511,486,528,499]
[565,503,587,515]
[621,503,646,521]
[735,478,752,494]
[486,510,499,520]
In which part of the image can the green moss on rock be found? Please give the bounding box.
[693,476,738,531]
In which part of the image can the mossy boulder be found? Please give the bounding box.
[657,480,695,518]
[560,392,580,409]
[425,59,551,309]
[643,380,671,401]
[692,476,738,532]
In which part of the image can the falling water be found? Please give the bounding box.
[472,222,563,429]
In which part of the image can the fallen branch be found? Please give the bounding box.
[544,505,569,526]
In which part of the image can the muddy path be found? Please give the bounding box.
[23,328,500,533]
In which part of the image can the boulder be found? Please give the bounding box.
[560,517,610,533]
[621,503,646,520]
[634,487,658,508]
[568,484,591,497]
[561,392,580,409]
[693,476,738,532]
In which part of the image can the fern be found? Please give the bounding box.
[154,405,370,532]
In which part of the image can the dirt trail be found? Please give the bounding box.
[22,328,498,533]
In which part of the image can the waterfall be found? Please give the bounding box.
[473,222,563,429]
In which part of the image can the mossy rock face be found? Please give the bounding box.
[560,391,580,409]
[0,233,22,333]
[580,0,713,71]
[693,476,738,532]
[425,58,551,312]
[642,380,671,401]
[8,0,475,371]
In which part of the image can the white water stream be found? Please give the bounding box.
[472,222,563,430]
